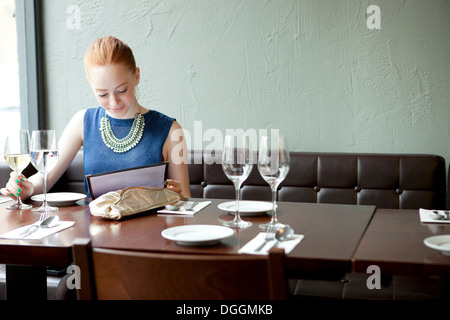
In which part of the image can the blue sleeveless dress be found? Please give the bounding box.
[83,107,174,197]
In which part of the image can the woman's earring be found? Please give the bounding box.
[135,86,140,101]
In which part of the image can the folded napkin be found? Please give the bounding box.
[419,208,450,224]
[239,232,304,255]
[0,221,75,240]
[157,201,211,215]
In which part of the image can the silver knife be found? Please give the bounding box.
[19,223,40,237]
[20,225,40,238]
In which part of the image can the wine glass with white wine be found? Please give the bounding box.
[30,130,59,212]
[258,134,290,230]
[3,129,32,210]
[222,134,253,228]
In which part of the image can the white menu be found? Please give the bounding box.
[86,162,168,199]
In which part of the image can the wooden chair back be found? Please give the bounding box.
[72,238,287,300]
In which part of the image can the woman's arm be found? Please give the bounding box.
[163,120,191,199]
[39,109,85,193]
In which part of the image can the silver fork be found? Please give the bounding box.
[255,224,277,252]
[19,212,49,236]
[183,201,198,211]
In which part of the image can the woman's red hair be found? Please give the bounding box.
[84,36,136,74]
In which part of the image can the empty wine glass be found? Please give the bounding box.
[258,134,290,230]
[30,130,59,212]
[3,129,32,210]
[222,134,253,228]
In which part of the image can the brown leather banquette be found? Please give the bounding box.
[2,150,446,210]
[189,150,446,210]
[2,150,445,210]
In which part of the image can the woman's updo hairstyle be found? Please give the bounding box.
[84,36,137,75]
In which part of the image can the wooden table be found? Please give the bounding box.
[91,199,376,279]
[0,198,375,299]
[353,208,450,275]
[352,208,450,299]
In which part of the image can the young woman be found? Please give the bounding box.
[1,36,190,200]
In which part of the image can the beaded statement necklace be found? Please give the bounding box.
[100,113,145,153]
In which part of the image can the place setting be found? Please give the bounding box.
[160,133,255,247]
[218,133,292,229]
[0,212,75,240]
[31,192,87,207]
[217,200,274,217]
[157,200,212,216]
[221,133,304,254]
[419,208,450,224]
[161,224,235,246]
[419,209,450,257]
[239,224,304,255]
[161,133,304,255]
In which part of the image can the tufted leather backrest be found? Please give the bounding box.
[10,149,445,210]
[188,150,447,210]
[50,150,86,194]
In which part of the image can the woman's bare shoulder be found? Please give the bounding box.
[74,108,87,119]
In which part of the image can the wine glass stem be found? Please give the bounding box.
[42,172,48,208]
[15,170,21,206]
[234,183,242,223]
[271,186,278,224]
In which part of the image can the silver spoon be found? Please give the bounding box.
[44,215,59,227]
[273,225,294,246]
[21,215,59,237]
[432,210,447,220]
[256,225,294,252]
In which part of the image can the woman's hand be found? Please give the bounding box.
[0,172,34,201]
[164,179,183,195]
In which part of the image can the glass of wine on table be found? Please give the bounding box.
[30,130,59,212]
[221,133,254,228]
[3,129,32,210]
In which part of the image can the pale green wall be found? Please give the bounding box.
[42,1,450,162]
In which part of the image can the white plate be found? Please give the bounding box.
[31,192,87,206]
[161,225,235,246]
[218,201,274,216]
[423,235,450,256]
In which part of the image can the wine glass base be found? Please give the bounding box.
[259,221,284,231]
[32,204,59,212]
[6,203,32,210]
[223,220,252,229]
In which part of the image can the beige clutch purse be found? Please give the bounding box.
[89,186,180,220]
